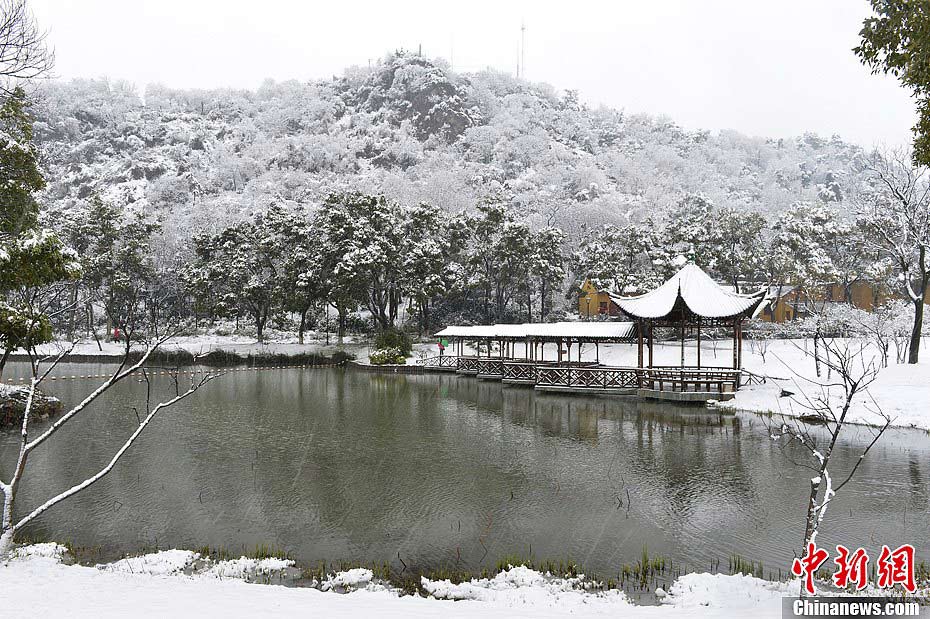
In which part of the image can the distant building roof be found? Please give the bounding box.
[434,321,636,341]
[609,263,768,320]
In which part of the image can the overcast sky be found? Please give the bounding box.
[31,0,915,149]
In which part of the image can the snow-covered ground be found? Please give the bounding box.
[526,337,930,431]
[1,544,798,618]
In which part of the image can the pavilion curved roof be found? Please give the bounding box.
[609,263,768,320]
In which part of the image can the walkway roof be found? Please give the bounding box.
[609,263,768,321]
[434,321,636,342]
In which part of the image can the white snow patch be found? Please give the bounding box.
[204,556,294,580]
[421,565,631,609]
[11,542,68,561]
[98,550,199,576]
[663,572,798,611]
[322,568,374,590]
[1,545,804,618]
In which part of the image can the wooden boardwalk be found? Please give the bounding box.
[420,356,741,402]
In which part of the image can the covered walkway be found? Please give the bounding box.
[422,264,769,402]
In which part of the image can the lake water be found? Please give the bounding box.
[1,362,928,577]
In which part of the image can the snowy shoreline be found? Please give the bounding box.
[5,335,929,431]
[2,543,800,618]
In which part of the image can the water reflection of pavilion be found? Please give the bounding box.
[425,264,767,402]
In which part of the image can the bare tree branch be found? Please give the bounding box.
[13,373,217,531]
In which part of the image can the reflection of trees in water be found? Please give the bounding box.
[908,457,926,509]
[5,366,929,571]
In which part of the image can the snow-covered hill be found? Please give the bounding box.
[32,51,865,242]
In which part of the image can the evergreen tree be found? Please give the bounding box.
[0,89,80,376]
[857,1,930,165]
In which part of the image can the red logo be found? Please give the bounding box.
[832,545,869,591]
[791,543,917,595]
[792,542,830,595]
[876,544,916,593]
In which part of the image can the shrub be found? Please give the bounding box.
[369,347,406,365]
[374,328,412,355]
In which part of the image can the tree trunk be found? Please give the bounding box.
[255,309,266,344]
[909,297,924,364]
[68,283,79,340]
[88,304,103,351]
[0,527,13,558]
[298,306,309,345]
[800,476,822,598]
[0,348,11,379]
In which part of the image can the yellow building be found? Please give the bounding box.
[578,280,621,318]
[760,280,905,323]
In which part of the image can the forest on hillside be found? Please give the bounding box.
[11,50,915,346]
[34,51,864,236]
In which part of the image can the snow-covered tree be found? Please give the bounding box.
[856,150,930,363]
[186,210,285,342]
[770,201,842,309]
[0,88,80,376]
[61,196,160,348]
[400,202,453,333]
[572,221,659,295]
[314,193,405,332]
[713,206,767,291]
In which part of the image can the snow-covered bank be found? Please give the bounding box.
[720,339,930,431]
[14,333,367,359]
[9,332,440,366]
[0,544,797,618]
[576,338,930,431]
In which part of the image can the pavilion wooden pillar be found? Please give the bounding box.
[680,320,686,368]
[696,318,702,369]
[595,341,600,364]
[648,322,654,368]
[732,320,739,369]
[637,320,644,368]
[737,321,743,369]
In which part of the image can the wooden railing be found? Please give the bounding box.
[419,355,459,370]
[475,357,510,377]
[502,361,551,382]
[456,356,480,373]
[536,366,639,390]
[639,368,741,393]
[458,356,508,374]
[535,366,741,394]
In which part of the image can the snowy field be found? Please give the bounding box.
[585,338,930,431]
[0,544,797,618]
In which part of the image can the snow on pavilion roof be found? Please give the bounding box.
[609,263,768,320]
[434,321,635,340]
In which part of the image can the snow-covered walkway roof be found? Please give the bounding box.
[434,321,636,342]
[609,263,768,320]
